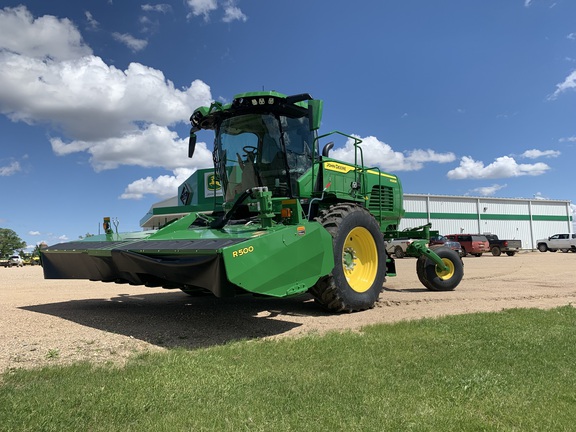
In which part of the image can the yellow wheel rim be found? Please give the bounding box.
[436,258,455,280]
[342,227,378,293]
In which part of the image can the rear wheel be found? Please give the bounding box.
[311,204,387,312]
[461,247,468,257]
[491,246,501,256]
[416,248,463,291]
[394,246,405,259]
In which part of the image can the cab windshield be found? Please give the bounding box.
[215,113,314,201]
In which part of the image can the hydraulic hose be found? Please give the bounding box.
[210,189,253,229]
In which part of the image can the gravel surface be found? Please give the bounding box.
[1,251,575,371]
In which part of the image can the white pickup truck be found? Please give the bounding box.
[536,234,576,253]
[385,239,415,258]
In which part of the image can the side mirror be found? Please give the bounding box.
[188,131,197,158]
[308,99,323,131]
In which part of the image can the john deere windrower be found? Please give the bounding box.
[41,91,463,312]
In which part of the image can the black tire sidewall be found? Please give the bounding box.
[330,208,386,310]
[418,247,463,291]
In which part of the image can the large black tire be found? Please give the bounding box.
[310,204,387,312]
[416,247,463,291]
[491,246,501,256]
[461,247,468,257]
[538,243,548,252]
[506,251,516,256]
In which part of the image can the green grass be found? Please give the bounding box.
[2,306,576,431]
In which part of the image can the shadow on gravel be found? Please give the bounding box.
[21,291,329,350]
[383,287,429,293]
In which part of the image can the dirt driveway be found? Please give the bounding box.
[1,251,574,371]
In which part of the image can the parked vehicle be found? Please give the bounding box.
[483,234,522,256]
[385,238,415,258]
[429,235,463,257]
[536,234,576,253]
[445,234,489,257]
[3,255,24,267]
[22,255,40,265]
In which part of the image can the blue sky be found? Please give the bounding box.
[1,0,575,251]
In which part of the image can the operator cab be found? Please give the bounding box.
[189,92,321,204]
[216,113,314,201]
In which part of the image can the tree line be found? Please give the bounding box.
[0,228,49,259]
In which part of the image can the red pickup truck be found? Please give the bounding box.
[445,234,489,257]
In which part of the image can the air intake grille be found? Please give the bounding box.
[367,185,394,212]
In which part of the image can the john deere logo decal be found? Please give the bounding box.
[324,161,354,174]
[207,174,221,191]
[204,172,223,197]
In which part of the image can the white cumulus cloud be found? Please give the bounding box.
[223,1,247,23]
[112,32,148,52]
[0,5,214,199]
[120,167,197,200]
[141,4,172,13]
[0,161,21,176]
[521,149,560,159]
[85,11,99,30]
[447,156,550,179]
[0,6,92,61]
[549,70,576,100]
[186,0,246,22]
[187,0,218,19]
[470,184,507,197]
[330,135,456,172]
[51,125,213,172]
[1,40,211,141]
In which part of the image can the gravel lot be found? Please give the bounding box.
[1,251,575,371]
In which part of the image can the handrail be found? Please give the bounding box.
[312,130,363,197]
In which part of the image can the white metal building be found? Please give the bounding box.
[401,194,574,250]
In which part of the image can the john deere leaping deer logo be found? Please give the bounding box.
[204,172,223,197]
[207,174,221,191]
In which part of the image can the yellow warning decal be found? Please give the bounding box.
[324,161,398,181]
[324,161,355,174]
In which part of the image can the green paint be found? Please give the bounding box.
[404,211,570,222]
[222,222,334,297]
